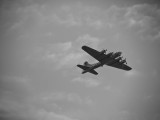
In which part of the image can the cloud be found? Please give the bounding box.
[5,2,160,72]
[4,2,105,31]
[104,85,112,91]
[3,1,160,42]
[124,69,140,78]
[0,76,34,120]
[44,3,160,42]
[42,92,82,104]
[153,114,160,120]
[75,34,101,49]
[1,2,160,120]
[41,41,85,69]
[52,13,82,27]
[35,109,78,120]
[114,110,137,120]
[72,77,101,88]
[34,92,93,119]
[0,76,31,100]
[85,17,104,30]
[29,34,101,69]
[0,104,78,120]
[124,4,160,42]
[57,52,84,69]
[41,92,93,106]
[51,3,105,29]
[0,76,87,120]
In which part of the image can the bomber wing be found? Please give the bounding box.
[82,45,132,71]
[82,46,110,62]
[107,62,132,71]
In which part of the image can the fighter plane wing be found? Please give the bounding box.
[107,62,132,71]
[82,46,110,62]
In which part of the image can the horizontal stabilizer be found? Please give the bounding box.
[77,65,98,75]
[77,65,89,70]
[89,69,98,75]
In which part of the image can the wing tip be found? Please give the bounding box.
[82,45,87,50]
[94,72,98,75]
[127,66,132,71]
[77,64,81,68]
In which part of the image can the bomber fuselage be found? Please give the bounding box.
[82,52,122,74]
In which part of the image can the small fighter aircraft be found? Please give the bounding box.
[77,45,132,75]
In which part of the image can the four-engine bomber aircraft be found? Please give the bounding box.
[77,45,132,75]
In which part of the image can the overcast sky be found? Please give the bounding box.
[0,0,160,120]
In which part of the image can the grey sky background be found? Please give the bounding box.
[0,0,160,120]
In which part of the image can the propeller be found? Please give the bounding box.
[103,49,107,53]
[125,59,127,64]
[124,58,127,64]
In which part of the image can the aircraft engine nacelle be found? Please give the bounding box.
[111,52,121,58]
[100,49,107,54]
[120,58,127,64]
[110,53,116,58]
[117,56,122,61]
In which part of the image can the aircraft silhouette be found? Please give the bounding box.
[77,45,132,75]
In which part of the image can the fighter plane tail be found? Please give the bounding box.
[77,65,98,75]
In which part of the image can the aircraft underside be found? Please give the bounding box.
[77,45,132,75]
